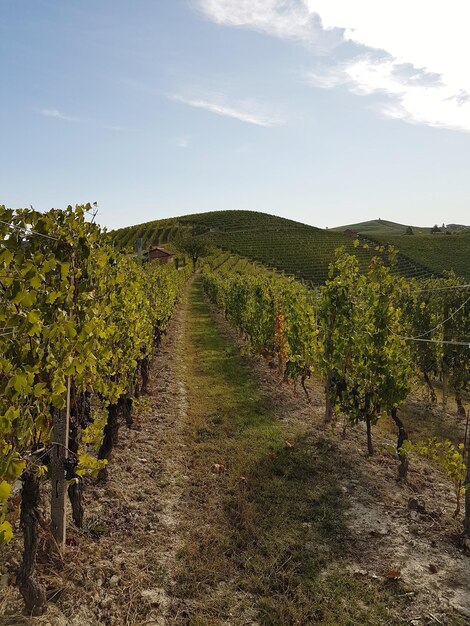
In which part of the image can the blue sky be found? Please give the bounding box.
[1,0,469,230]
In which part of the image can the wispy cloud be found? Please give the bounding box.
[41,108,81,123]
[198,0,470,132]
[171,93,285,127]
[40,108,125,131]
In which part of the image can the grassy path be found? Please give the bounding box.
[168,278,404,626]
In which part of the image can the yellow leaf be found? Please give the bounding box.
[0,520,13,543]
[0,480,11,501]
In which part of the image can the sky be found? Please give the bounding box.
[1,0,469,230]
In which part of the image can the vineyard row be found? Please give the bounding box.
[0,205,190,615]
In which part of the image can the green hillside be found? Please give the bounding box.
[331,219,432,236]
[111,210,439,285]
[373,231,470,281]
[332,218,469,237]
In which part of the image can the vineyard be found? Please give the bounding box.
[372,232,470,281]
[1,206,469,625]
[331,220,470,281]
[110,210,470,284]
[0,205,189,618]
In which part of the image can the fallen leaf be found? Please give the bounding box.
[211,463,225,474]
[386,569,401,580]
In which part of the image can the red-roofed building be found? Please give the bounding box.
[147,246,174,265]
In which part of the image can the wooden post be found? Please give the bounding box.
[463,410,470,538]
[442,302,450,413]
[324,371,333,423]
[50,377,70,546]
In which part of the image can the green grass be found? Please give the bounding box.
[169,278,410,625]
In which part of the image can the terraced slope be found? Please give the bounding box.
[373,231,470,281]
[110,210,439,284]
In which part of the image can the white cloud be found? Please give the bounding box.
[171,93,285,127]
[327,55,470,132]
[197,0,343,51]
[199,0,470,132]
[41,108,81,123]
[307,1,470,131]
[199,0,312,40]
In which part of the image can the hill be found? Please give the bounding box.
[331,218,469,237]
[331,218,431,236]
[329,219,469,280]
[111,210,437,284]
[373,231,470,281]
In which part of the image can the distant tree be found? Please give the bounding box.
[175,232,212,270]
[430,224,442,234]
[405,226,414,235]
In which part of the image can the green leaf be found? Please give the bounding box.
[33,382,48,397]
[12,373,29,393]
[5,458,25,481]
[27,310,41,324]
[29,275,42,289]
[21,291,36,307]
[47,291,60,304]
[0,249,13,266]
[61,262,70,281]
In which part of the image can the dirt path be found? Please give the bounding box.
[1,279,469,626]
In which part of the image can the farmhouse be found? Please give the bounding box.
[147,246,174,264]
[343,228,358,238]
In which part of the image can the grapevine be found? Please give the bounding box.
[0,204,189,614]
